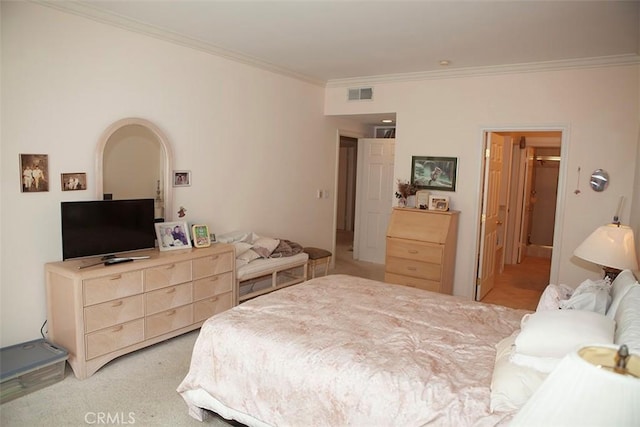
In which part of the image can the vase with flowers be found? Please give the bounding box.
[395,179,418,207]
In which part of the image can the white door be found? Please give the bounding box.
[476,133,504,300]
[353,138,395,264]
[518,147,536,263]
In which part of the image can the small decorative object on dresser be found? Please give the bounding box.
[416,190,430,209]
[192,224,211,248]
[155,221,192,251]
[428,194,450,211]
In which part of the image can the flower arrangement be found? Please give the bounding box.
[395,179,418,200]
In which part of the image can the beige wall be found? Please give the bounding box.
[0,2,366,346]
[326,65,640,298]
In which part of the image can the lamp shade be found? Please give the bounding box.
[511,345,640,426]
[573,224,638,271]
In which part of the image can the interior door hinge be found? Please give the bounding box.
[481,214,486,223]
[485,148,490,158]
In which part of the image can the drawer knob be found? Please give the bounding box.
[408,250,419,254]
[166,287,176,294]
[112,300,123,307]
[110,274,122,281]
[112,325,123,332]
[209,296,219,302]
[166,264,175,269]
[166,309,176,316]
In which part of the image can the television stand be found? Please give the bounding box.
[45,245,236,379]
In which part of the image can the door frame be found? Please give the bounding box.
[473,125,570,299]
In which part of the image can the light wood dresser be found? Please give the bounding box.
[385,208,459,294]
[45,244,235,379]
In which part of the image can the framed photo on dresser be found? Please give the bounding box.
[155,221,192,251]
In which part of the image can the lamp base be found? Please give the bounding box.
[602,266,622,282]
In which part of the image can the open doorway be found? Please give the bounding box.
[477,131,562,310]
[336,136,358,261]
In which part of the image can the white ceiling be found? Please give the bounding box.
[42,0,640,125]
[46,0,639,83]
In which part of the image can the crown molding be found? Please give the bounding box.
[326,54,640,88]
[34,0,326,87]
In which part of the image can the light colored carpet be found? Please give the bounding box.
[0,330,231,426]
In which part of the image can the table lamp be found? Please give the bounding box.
[511,344,640,426]
[573,222,638,281]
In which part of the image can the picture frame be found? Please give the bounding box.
[155,221,192,251]
[192,224,211,248]
[411,156,458,191]
[416,190,430,209]
[20,154,49,193]
[428,195,450,211]
[173,170,191,187]
[61,172,87,191]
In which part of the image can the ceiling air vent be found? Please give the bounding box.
[348,87,373,101]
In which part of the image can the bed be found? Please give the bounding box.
[177,274,529,426]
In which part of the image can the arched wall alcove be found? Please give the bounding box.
[95,118,173,221]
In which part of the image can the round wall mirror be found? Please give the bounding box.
[589,169,609,192]
[96,118,173,221]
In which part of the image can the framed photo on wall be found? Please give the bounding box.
[173,170,191,187]
[155,221,192,251]
[20,154,49,193]
[411,156,457,191]
[61,172,87,191]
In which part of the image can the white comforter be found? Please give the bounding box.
[178,275,527,426]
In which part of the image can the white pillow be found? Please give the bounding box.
[613,284,640,353]
[233,242,253,258]
[217,230,255,244]
[514,310,615,358]
[237,248,260,263]
[252,237,280,258]
[509,352,561,373]
[607,269,639,319]
[536,283,573,311]
[559,278,611,314]
[490,332,548,412]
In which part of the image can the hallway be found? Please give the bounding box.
[330,230,548,311]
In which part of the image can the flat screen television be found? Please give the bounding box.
[61,199,156,260]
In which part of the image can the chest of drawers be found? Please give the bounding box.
[45,245,235,379]
[385,208,459,294]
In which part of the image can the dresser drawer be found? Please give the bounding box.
[145,305,193,338]
[145,282,192,315]
[144,261,191,291]
[85,319,144,360]
[386,256,442,281]
[193,271,233,300]
[385,272,442,293]
[194,292,233,322]
[386,238,443,263]
[84,271,143,306]
[192,251,234,279]
[84,295,144,333]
